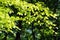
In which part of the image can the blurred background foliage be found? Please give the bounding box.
[0,0,59,40]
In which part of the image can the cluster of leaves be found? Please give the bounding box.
[0,0,58,40]
[0,0,20,40]
[55,1,60,39]
[24,0,58,12]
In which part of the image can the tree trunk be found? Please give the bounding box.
[15,20,22,40]
[32,23,35,40]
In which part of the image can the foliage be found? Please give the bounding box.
[0,0,58,40]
